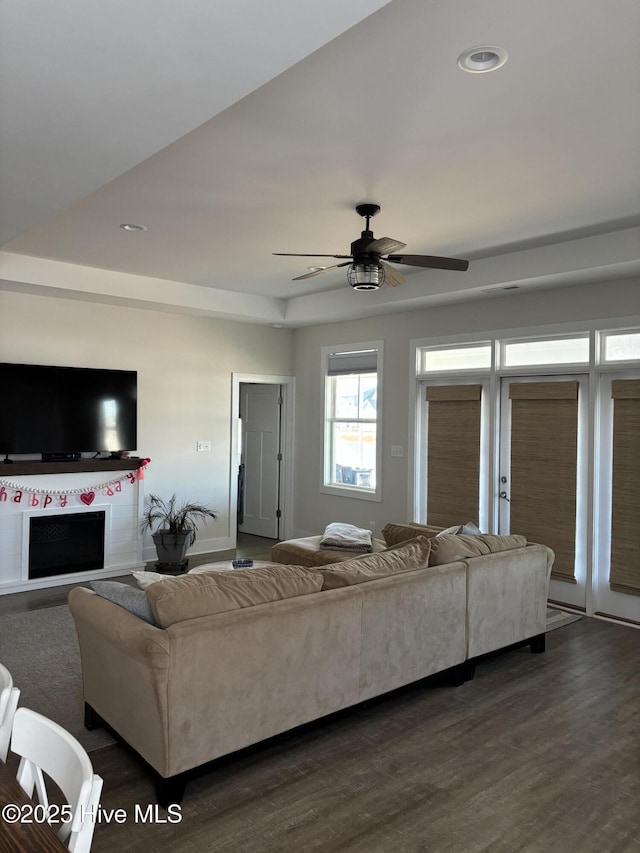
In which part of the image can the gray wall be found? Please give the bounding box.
[0,289,294,555]
[290,277,640,536]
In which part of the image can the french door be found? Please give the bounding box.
[592,371,640,624]
[421,371,639,622]
[498,375,589,611]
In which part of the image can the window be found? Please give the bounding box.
[601,330,640,363]
[322,343,382,500]
[501,335,589,367]
[418,343,492,374]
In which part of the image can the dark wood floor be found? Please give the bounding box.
[3,542,639,851]
[82,616,640,853]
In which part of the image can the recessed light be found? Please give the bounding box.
[307,265,326,272]
[119,223,147,232]
[271,323,284,329]
[458,46,508,73]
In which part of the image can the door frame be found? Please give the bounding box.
[230,373,295,544]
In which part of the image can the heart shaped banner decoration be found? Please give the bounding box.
[80,492,95,506]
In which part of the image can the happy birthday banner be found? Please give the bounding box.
[0,458,151,508]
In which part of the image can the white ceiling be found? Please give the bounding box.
[1,0,639,327]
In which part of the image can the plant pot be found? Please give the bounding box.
[152,530,191,570]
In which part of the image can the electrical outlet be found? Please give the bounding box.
[197,441,211,452]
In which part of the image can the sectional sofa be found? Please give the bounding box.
[68,525,553,806]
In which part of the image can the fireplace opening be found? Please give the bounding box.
[29,511,106,579]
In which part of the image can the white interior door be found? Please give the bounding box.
[239,383,281,539]
[498,375,589,611]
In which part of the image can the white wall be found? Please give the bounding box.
[0,290,293,557]
[290,277,640,536]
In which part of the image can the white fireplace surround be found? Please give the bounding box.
[0,467,145,594]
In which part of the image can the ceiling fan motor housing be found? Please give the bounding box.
[349,232,385,290]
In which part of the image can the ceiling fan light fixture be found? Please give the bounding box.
[347,262,384,291]
[457,45,508,73]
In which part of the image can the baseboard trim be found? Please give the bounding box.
[548,598,586,613]
[594,611,640,627]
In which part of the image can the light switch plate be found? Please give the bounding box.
[197,441,212,452]
[391,445,404,457]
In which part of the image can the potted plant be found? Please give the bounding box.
[141,493,218,571]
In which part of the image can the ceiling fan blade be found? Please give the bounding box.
[273,253,353,259]
[387,254,469,272]
[292,262,352,281]
[380,260,405,287]
[365,237,407,255]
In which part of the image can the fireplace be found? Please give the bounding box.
[28,510,106,579]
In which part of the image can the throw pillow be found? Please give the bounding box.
[146,564,323,628]
[434,522,483,537]
[90,581,156,625]
[319,536,432,589]
[132,570,168,590]
[436,524,464,536]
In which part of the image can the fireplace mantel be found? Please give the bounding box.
[0,462,145,594]
[2,458,144,476]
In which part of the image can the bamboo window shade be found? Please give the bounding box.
[610,380,640,596]
[425,385,481,527]
[508,381,578,582]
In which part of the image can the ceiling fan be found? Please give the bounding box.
[274,203,469,291]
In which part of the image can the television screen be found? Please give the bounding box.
[0,363,137,455]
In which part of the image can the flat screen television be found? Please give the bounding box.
[0,362,137,456]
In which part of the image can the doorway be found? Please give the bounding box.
[231,374,294,545]
[238,383,282,539]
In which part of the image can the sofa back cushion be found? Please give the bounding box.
[146,564,323,628]
[319,536,432,589]
[381,522,443,547]
[429,533,527,566]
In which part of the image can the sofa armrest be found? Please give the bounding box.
[68,587,172,775]
[466,543,553,659]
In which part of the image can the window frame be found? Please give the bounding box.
[321,341,383,502]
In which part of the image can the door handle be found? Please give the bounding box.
[499,491,510,502]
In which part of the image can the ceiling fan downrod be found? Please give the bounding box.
[355,202,381,235]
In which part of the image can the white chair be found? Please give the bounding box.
[11,707,104,853]
[0,661,20,762]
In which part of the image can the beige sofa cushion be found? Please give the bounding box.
[270,535,386,567]
[319,536,432,589]
[146,564,323,628]
[381,522,444,547]
[429,533,527,566]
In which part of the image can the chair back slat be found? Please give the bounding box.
[11,707,103,853]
